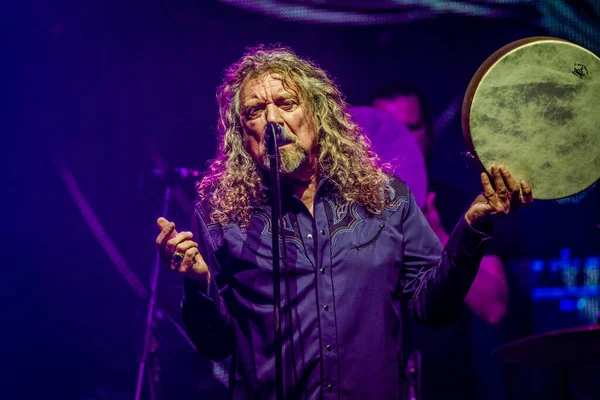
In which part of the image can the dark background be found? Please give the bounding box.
[3,1,599,399]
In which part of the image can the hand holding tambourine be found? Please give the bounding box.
[465,164,533,228]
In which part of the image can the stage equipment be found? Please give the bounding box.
[264,121,286,400]
[492,324,600,366]
[135,184,174,400]
[405,349,422,400]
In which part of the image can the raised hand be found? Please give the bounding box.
[155,217,210,282]
[465,164,533,228]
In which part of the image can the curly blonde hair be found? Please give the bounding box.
[197,45,393,225]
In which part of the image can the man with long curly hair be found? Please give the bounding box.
[155,45,532,399]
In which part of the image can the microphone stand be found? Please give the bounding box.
[266,123,284,400]
[134,184,172,400]
[405,349,422,400]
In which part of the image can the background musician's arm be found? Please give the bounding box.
[465,255,508,324]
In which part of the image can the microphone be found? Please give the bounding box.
[264,122,287,150]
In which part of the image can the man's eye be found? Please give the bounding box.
[280,101,296,110]
[246,108,262,118]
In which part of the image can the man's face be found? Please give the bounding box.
[373,94,429,155]
[239,73,317,181]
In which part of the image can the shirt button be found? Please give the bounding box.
[320,229,326,235]
[328,384,333,392]
[307,233,313,239]
[326,344,332,351]
[323,305,329,311]
[320,268,325,274]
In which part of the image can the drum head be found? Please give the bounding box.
[349,106,428,208]
[463,37,600,200]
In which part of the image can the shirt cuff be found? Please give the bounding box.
[445,214,492,257]
[183,276,213,303]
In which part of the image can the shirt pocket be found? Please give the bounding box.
[342,221,399,289]
[351,222,386,251]
[242,238,280,259]
[241,233,310,265]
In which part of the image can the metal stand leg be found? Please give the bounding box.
[134,186,172,400]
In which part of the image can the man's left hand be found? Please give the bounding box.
[465,164,533,228]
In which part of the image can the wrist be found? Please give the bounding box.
[464,213,493,234]
[184,271,211,294]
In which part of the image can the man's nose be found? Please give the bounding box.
[266,104,284,125]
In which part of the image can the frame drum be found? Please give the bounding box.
[462,37,600,200]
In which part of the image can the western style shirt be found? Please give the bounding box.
[182,177,490,399]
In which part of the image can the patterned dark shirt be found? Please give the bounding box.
[182,176,490,399]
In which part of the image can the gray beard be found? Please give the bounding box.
[262,143,308,173]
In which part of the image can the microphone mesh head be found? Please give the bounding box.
[265,122,286,146]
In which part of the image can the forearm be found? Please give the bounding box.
[181,277,235,360]
[406,216,490,328]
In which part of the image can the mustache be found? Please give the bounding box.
[260,130,307,173]
[262,126,299,146]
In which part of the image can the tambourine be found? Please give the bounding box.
[462,37,600,200]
